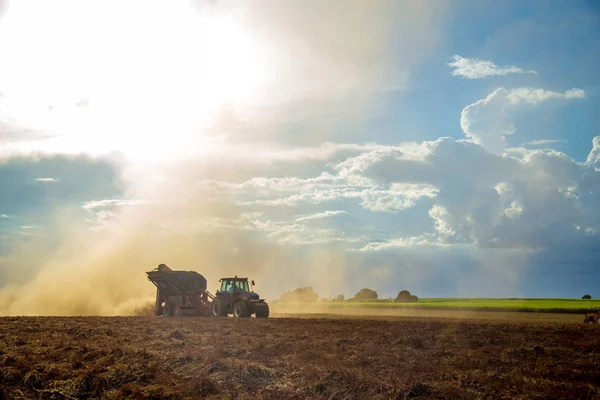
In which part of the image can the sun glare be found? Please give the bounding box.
[0,0,271,160]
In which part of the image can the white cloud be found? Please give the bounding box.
[429,204,457,238]
[359,184,438,212]
[204,134,600,251]
[586,136,600,167]
[81,199,150,231]
[521,139,566,147]
[295,210,348,222]
[322,136,600,251]
[81,199,147,211]
[0,214,8,218]
[461,87,586,153]
[163,135,598,252]
[236,174,437,215]
[460,89,514,154]
[34,177,58,182]
[503,200,523,219]
[448,55,537,79]
[357,235,441,251]
[248,214,355,246]
[506,88,585,105]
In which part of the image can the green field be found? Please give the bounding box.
[274,298,600,314]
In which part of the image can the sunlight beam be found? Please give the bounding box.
[0,0,271,160]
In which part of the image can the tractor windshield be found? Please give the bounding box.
[219,278,250,292]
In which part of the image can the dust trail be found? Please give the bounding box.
[0,159,353,316]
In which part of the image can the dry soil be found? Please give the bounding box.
[1,314,599,399]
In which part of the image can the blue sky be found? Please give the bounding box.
[0,0,599,315]
[371,0,600,159]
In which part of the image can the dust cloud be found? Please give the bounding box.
[0,160,353,316]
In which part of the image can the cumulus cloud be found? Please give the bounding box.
[316,136,600,251]
[448,55,537,79]
[359,184,438,212]
[158,136,600,255]
[586,136,600,167]
[461,87,586,153]
[34,177,58,182]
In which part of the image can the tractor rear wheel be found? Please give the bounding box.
[162,303,172,317]
[233,301,250,318]
[255,303,270,318]
[212,297,227,317]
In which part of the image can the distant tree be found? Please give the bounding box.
[335,294,345,302]
[396,290,410,300]
[279,287,319,303]
[582,294,592,300]
[351,288,378,301]
[395,290,419,303]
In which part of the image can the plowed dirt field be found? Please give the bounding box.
[1,315,599,399]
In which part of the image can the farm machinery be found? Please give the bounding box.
[212,277,270,318]
[146,264,269,318]
[583,307,600,324]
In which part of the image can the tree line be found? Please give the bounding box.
[277,287,419,303]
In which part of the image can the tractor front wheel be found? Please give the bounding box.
[233,301,250,318]
[255,304,270,318]
[212,298,228,317]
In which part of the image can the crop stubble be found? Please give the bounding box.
[1,315,599,399]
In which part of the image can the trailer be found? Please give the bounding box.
[146,264,214,317]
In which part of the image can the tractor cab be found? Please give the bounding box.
[215,276,259,305]
[218,277,254,294]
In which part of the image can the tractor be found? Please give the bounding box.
[584,307,600,324]
[211,276,270,318]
